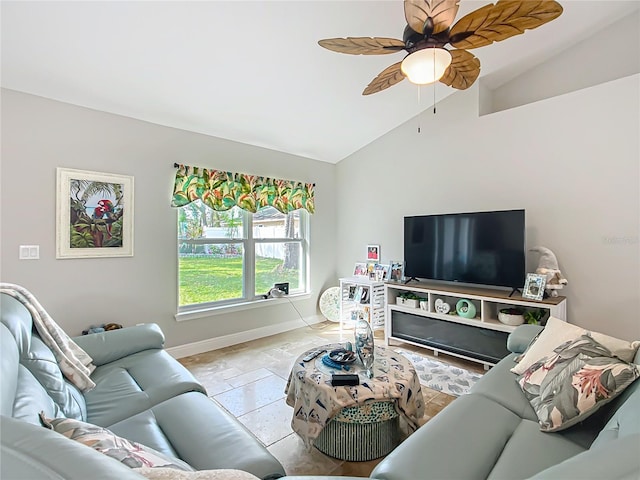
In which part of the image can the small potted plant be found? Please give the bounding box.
[523,308,548,325]
[396,291,422,308]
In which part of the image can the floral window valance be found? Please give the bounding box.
[171,164,315,214]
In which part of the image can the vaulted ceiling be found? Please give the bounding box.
[2,1,637,163]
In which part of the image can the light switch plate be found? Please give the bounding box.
[19,245,39,260]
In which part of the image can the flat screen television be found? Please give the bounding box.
[403,209,525,290]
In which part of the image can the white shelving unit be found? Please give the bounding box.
[339,277,385,331]
[385,281,567,367]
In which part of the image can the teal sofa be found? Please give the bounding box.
[369,325,640,480]
[0,292,286,479]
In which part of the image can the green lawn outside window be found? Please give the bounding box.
[179,256,300,306]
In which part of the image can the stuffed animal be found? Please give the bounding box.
[529,246,568,297]
[82,323,123,335]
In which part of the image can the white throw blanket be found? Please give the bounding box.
[0,283,96,392]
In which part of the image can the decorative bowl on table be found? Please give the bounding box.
[498,308,525,326]
[328,348,356,365]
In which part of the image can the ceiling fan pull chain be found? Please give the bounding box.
[433,83,436,115]
[417,86,422,133]
[433,49,437,115]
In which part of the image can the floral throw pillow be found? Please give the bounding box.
[511,316,640,375]
[517,335,639,432]
[134,467,261,480]
[43,417,193,471]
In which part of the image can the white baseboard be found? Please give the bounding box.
[166,314,324,359]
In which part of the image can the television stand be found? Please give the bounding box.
[403,277,418,284]
[384,281,567,368]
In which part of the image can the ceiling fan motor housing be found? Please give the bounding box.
[402,25,449,54]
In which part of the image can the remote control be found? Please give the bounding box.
[302,349,326,362]
[331,374,360,386]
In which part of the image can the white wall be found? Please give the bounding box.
[336,74,640,341]
[0,90,338,348]
[486,10,640,114]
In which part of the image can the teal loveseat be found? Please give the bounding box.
[364,324,640,479]
[0,292,286,479]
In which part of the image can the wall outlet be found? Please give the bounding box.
[19,245,40,260]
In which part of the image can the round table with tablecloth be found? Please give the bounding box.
[285,343,424,461]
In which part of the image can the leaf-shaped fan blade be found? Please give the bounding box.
[363,61,405,95]
[405,0,460,34]
[439,49,480,90]
[449,0,563,49]
[318,37,405,55]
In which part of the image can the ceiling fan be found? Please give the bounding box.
[318,0,563,95]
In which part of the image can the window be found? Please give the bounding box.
[178,200,308,311]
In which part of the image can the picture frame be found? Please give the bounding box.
[353,262,368,277]
[348,285,357,300]
[353,286,363,303]
[359,286,370,304]
[374,263,391,281]
[390,261,405,282]
[523,273,547,301]
[56,168,134,259]
[366,244,380,262]
[366,262,377,279]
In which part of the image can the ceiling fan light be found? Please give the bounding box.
[401,48,452,85]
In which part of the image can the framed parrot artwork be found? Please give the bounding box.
[56,168,134,258]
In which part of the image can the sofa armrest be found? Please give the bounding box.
[1,415,145,479]
[506,324,544,354]
[72,323,165,366]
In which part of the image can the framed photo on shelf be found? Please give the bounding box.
[348,285,357,300]
[353,262,368,277]
[351,309,368,321]
[523,273,546,301]
[56,168,134,259]
[390,261,405,282]
[366,262,376,279]
[366,244,380,262]
[353,286,363,303]
[374,263,391,281]
[359,286,370,304]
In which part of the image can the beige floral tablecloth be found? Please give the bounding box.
[285,343,425,448]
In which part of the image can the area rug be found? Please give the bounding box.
[396,350,483,397]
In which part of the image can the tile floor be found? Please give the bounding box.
[178,321,484,477]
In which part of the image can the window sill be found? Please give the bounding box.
[174,292,312,322]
